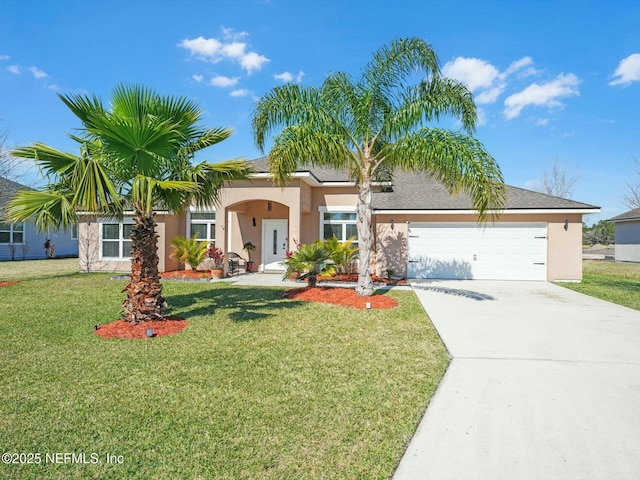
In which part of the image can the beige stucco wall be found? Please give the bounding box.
[78,214,178,273]
[218,181,359,271]
[374,212,584,281]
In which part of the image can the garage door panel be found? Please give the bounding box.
[407,223,547,281]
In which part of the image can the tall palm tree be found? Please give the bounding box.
[253,37,505,296]
[7,84,252,322]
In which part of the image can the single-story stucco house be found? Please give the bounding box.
[78,157,600,281]
[0,176,79,261]
[608,208,640,263]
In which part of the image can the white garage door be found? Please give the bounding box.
[407,223,547,281]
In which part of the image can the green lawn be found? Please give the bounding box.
[559,260,640,310]
[0,260,449,479]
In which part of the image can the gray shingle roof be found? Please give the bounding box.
[247,158,598,211]
[608,208,640,222]
[372,170,598,210]
[0,177,31,217]
[248,157,354,182]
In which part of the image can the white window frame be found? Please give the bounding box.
[70,223,78,240]
[318,206,358,245]
[187,208,216,247]
[99,220,134,260]
[0,222,25,244]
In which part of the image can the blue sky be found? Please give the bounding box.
[2,0,640,224]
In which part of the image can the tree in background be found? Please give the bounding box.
[534,160,579,198]
[624,157,640,209]
[253,37,505,296]
[0,125,28,185]
[7,84,252,323]
[583,220,615,246]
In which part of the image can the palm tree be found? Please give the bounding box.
[7,84,252,322]
[253,37,505,296]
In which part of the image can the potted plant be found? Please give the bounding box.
[243,241,256,272]
[206,245,225,279]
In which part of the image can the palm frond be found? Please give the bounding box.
[268,126,354,185]
[12,143,79,178]
[384,128,505,220]
[5,189,76,231]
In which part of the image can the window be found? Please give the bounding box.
[189,211,216,246]
[321,212,358,244]
[100,222,133,259]
[0,222,24,244]
[71,223,78,240]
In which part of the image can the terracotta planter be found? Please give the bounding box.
[210,267,224,279]
[288,271,300,281]
[246,261,254,272]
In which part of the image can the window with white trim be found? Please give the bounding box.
[189,211,216,246]
[0,222,24,244]
[71,223,78,240]
[100,222,133,259]
[321,212,358,244]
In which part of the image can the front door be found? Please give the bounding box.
[262,219,288,271]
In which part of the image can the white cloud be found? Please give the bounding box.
[179,30,270,74]
[442,56,538,106]
[221,26,248,41]
[274,70,305,83]
[609,53,640,86]
[179,36,223,59]
[501,57,535,78]
[192,74,204,82]
[7,65,20,74]
[48,84,60,91]
[221,42,246,58]
[230,88,251,97]
[442,57,499,92]
[0,55,9,60]
[29,66,47,79]
[535,118,549,126]
[210,75,239,87]
[476,108,487,126]
[475,86,504,104]
[503,73,580,119]
[240,51,269,74]
[274,71,293,82]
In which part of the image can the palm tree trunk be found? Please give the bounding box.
[356,177,374,296]
[122,212,167,323]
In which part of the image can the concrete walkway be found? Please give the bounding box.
[395,280,640,480]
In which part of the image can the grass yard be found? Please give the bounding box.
[559,260,640,310]
[0,260,449,479]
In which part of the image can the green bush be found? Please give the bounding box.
[323,235,358,274]
[170,235,208,271]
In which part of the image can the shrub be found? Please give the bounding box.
[323,236,358,274]
[170,235,208,271]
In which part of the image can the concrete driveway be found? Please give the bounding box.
[394,280,640,480]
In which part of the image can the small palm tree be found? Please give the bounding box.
[254,37,505,296]
[170,234,208,271]
[282,242,331,288]
[7,84,252,322]
[323,235,358,275]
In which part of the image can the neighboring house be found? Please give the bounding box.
[78,157,599,281]
[608,208,640,263]
[0,177,79,261]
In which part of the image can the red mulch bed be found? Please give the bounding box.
[318,273,408,285]
[281,287,398,309]
[94,317,188,339]
[0,281,19,287]
[160,270,210,279]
